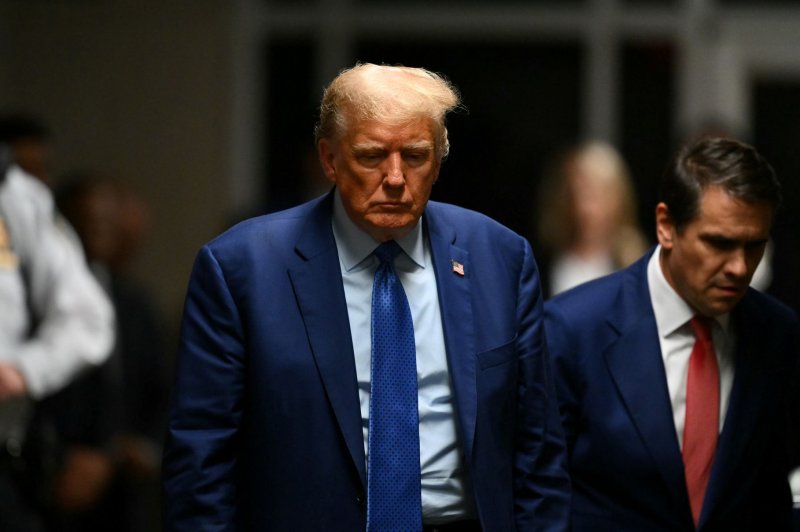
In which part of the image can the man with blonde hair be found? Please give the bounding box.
[164,63,570,530]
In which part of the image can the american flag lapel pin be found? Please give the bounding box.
[451,259,465,276]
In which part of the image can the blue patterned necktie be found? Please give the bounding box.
[367,240,422,532]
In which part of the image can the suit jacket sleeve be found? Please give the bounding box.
[163,245,246,531]
[512,239,571,530]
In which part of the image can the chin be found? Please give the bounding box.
[706,301,740,317]
[368,215,416,232]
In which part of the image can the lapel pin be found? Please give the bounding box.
[451,259,465,276]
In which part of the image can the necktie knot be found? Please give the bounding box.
[689,316,713,344]
[374,240,402,265]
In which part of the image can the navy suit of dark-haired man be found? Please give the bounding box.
[545,136,799,531]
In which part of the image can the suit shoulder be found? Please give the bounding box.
[206,196,325,255]
[545,268,626,315]
[426,201,537,276]
[426,200,525,246]
[427,200,511,229]
[544,251,653,318]
[743,288,799,326]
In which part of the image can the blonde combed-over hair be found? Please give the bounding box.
[315,63,461,160]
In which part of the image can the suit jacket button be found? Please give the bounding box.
[356,491,365,505]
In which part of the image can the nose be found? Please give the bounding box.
[724,248,748,279]
[382,153,405,187]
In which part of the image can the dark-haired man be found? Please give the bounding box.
[544,136,798,530]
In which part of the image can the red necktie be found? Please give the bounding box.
[683,316,720,528]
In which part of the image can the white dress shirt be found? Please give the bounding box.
[0,166,114,441]
[331,190,474,523]
[647,246,735,445]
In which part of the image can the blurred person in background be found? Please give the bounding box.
[40,175,169,532]
[0,145,115,532]
[0,113,53,186]
[535,140,649,297]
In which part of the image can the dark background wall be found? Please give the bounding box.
[2,0,799,341]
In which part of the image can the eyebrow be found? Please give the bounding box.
[402,141,435,151]
[351,140,434,152]
[699,232,770,246]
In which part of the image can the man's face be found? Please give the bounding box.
[657,185,772,317]
[318,115,440,242]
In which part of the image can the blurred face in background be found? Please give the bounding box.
[565,150,624,248]
[64,183,151,271]
[68,184,120,265]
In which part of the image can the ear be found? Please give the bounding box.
[655,202,675,250]
[317,139,338,185]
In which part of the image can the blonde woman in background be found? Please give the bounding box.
[537,140,649,296]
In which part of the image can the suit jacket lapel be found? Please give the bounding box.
[700,295,768,525]
[603,256,691,515]
[288,193,367,487]
[425,206,478,463]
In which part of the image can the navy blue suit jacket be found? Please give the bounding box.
[544,250,799,531]
[163,192,570,531]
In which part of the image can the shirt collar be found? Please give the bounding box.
[647,245,730,336]
[331,188,426,272]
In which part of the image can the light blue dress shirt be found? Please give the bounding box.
[331,190,474,524]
